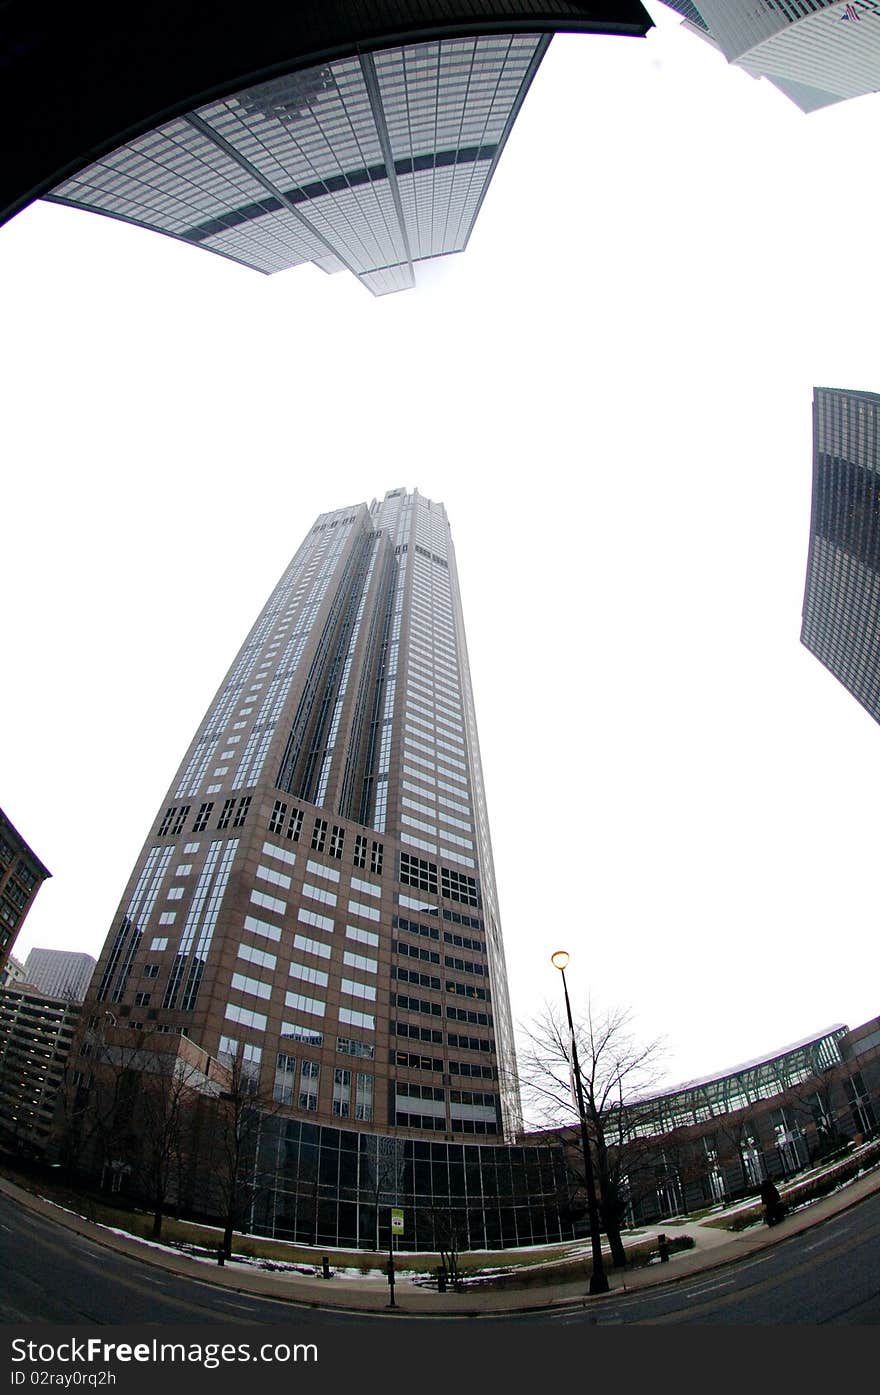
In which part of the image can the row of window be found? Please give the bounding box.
[392,1022,494,1053]
[158,797,252,837]
[269,802,385,874]
[392,1049,496,1080]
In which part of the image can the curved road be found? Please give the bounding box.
[1,1189,879,1325]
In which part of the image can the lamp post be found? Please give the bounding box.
[551,950,609,1295]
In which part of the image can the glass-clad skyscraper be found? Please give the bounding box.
[660,0,880,113]
[44,24,635,295]
[801,386,880,724]
[86,489,519,1144]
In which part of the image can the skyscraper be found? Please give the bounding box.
[39,14,650,295]
[86,489,517,1144]
[801,386,880,724]
[78,489,573,1250]
[22,949,97,1003]
[1,3,653,230]
[660,0,880,112]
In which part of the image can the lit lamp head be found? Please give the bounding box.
[550,950,569,972]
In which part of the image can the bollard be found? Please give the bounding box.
[321,1256,331,1279]
[657,1234,670,1263]
[436,1266,447,1293]
[217,1244,225,1267]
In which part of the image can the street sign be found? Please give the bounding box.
[391,1207,404,1234]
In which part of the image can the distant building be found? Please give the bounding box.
[0,986,81,1155]
[22,949,96,1004]
[0,955,26,990]
[0,809,51,980]
[801,386,880,724]
[660,0,880,112]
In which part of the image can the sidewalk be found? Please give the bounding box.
[3,1164,880,1317]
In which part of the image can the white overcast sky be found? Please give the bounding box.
[3,3,880,1101]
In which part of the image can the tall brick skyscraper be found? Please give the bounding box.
[85,490,518,1153]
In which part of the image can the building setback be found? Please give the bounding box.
[42,31,573,294]
[801,386,880,724]
[660,0,880,112]
[0,809,51,981]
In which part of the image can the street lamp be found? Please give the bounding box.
[551,949,609,1296]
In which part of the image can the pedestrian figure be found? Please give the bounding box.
[759,1178,786,1226]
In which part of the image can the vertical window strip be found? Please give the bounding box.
[180,838,240,1011]
[163,840,223,1008]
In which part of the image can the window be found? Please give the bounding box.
[441,867,480,907]
[250,889,286,915]
[273,1052,297,1105]
[338,1007,375,1031]
[150,937,168,951]
[256,864,292,890]
[306,859,340,883]
[217,799,236,830]
[332,1067,351,1116]
[193,802,213,832]
[289,961,329,989]
[346,925,379,948]
[299,1060,320,1111]
[143,964,160,979]
[311,818,327,852]
[269,801,303,842]
[293,933,331,960]
[135,992,151,1007]
[336,1037,374,1060]
[371,841,384,875]
[353,834,368,869]
[224,1003,267,1032]
[233,796,251,828]
[329,825,345,859]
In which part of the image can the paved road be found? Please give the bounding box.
[0,1194,351,1326]
[2,1187,879,1326]
[547,1189,880,1325]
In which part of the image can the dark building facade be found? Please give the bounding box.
[801,387,880,724]
[0,986,80,1156]
[532,1017,880,1232]
[3,4,652,289]
[0,809,51,981]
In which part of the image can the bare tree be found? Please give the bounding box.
[204,1045,281,1261]
[518,1001,667,1267]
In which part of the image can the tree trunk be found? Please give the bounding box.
[222,1215,234,1260]
[152,1203,164,1240]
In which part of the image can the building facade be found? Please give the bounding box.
[72,488,567,1247]
[0,986,81,1155]
[1,3,652,228]
[0,809,51,981]
[533,1017,880,1230]
[22,949,97,1004]
[660,0,880,112]
[801,386,880,724]
[41,9,649,296]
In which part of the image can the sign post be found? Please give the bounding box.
[387,1207,404,1308]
